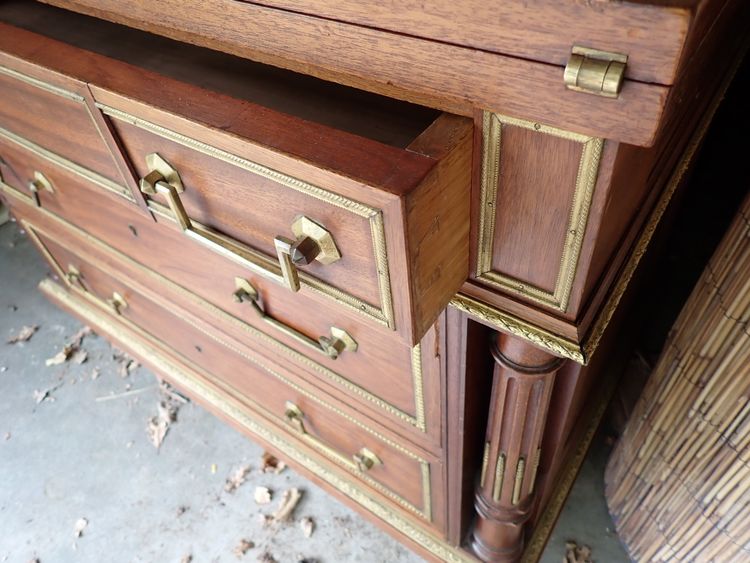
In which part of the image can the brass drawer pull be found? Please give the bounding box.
[28,171,55,207]
[106,291,128,315]
[233,277,357,359]
[284,401,381,473]
[139,153,341,293]
[64,264,127,316]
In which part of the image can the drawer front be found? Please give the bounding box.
[0,161,443,449]
[96,94,471,345]
[0,55,121,184]
[23,218,445,533]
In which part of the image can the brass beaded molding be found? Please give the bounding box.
[3,185,427,432]
[97,103,396,331]
[0,125,132,202]
[476,111,604,313]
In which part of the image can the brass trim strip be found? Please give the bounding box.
[42,280,468,557]
[41,277,431,521]
[476,111,603,312]
[449,293,585,363]
[512,457,525,505]
[492,452,506,502]
[0,64,84,102]
[4,185,426,431]
[0,125,133,201]
[97,103,396,330]
[480,442,490,487]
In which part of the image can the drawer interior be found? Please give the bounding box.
[0,0,440,149]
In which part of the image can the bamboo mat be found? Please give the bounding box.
[606,193,750,562]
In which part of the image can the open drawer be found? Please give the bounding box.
[0,1,472,345]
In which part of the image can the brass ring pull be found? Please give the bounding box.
[284,401,381,473]
[233,278,357,359]
[139,153,341,293]
[28,171,54,207]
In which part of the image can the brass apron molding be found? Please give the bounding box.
[449,293,585,363]
[476,110,603,313]
[97,103,396,331]
[0,125,133,201]
[6,190,426,431]
[42,279,466,560]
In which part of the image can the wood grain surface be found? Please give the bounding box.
[32,0,670,146]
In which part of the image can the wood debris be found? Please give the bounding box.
[300,516,314,538]
[113,349,139,378]
[272,488,302,522]
[260,452,287,474]
[69,326,92,346]
[73,517,88,538]
[257,513,273,528]
[146,382,188,449]
[90,368,101,380]
[257,553,276,563]
[33,383,62,404]
[71,349,88,365]
[180,555,192,563]
[45,344,74,366]
[7,324,37,344]
[254,486,272,505]
[233,539,255,558]
[564,541,592,563]
[224,464,252,493]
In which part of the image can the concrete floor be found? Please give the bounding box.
[0,219,628,562]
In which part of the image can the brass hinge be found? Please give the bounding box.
[564,46,628,98]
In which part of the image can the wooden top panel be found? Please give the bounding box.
[36,0,673,145]
[250,0,692,85]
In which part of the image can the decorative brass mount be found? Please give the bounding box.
[139,153,341,293]
[233,277,357,359]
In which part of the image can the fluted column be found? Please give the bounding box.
[470,332,564,562]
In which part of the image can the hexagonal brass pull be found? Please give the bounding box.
[234,278,356,359]
[274,215,341,292]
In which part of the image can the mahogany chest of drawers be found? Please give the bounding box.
[0,1,746,561]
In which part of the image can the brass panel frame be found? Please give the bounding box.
[476,111,603,312]
[42,279,467,559]
[98,104,396,331]
[37,273,432,522]
[4,185,426,432]
[0,125,133,201]
[456,63,730,364]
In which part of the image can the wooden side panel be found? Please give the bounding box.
[404,114,473,341]
[489,127,581,293]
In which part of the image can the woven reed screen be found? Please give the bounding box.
[605,193,750,562]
